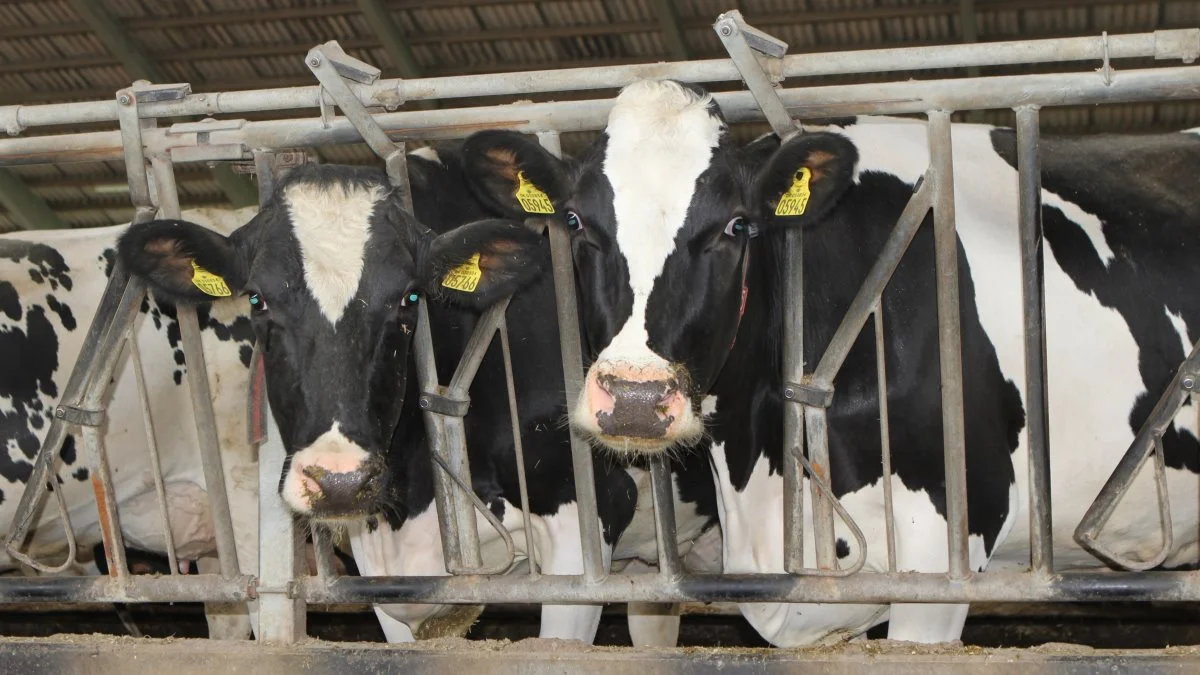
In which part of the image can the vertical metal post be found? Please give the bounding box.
[499,318,540,577]
[1016,105,1054,575]
[128,335,180,575]
[875,305,898,573]
[648,458,681,579]
[804,405,837,570]
[412,304,465,572]
[538,130,607,583]
[150,154,242,579]
[253,152,307,642]
[928,110,971,580]
[782,229,807,574]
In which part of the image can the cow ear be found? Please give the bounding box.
[461,130,570,218]
[424,219,546,310]
[754,131,858,228]
[117,219,247,303]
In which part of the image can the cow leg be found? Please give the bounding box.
[537,503,611,642]
[885,604,969,644]
[626,602,681,647]
[617,559,680,647]
[197,556,253,640]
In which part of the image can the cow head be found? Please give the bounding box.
[118,164,544,520]
[464,80,855,455]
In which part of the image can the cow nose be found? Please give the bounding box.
[594,372,685,439]
[300,461,383,517]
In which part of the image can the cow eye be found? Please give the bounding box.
[564,210,583,232]
[400,291,420,307]
[723,216,747,238]
[248,293,267,313]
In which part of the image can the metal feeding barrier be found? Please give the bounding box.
[0,9,1198,646]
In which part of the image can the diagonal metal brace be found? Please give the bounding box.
[714,10,800,140]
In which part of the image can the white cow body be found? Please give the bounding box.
[0,209,260,637]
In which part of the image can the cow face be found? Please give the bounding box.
[118,165,543,521]
[464,80,854,455]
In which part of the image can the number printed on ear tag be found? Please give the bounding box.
[441,253,482,293]
[775,167,812,217]
[191,261,231,297]
[515,171,555,214]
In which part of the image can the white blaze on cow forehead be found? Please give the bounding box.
[599,80,725,364]
[285,181,386,324]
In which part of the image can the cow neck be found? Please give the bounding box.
[711,232,782,402]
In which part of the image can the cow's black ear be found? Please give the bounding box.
[753,131,858,228]
[461,130,570,218]
[423,218,547,310]
[117,219,247,303]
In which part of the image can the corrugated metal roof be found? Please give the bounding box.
[1,0,1199,232]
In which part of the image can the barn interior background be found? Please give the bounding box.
[3,0,1200,655]
[2,0,1200,234]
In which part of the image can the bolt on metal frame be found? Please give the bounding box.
[0,13,1196,644]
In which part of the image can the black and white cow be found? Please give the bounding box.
[460,79,1200,646]
[118,151,720,645]
[1,208,261,638]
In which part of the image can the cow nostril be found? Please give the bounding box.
[301,462,382,512]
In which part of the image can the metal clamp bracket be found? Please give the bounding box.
[120,82,192,106]
[782,381,834,408]
[418,392,471,417]
[714,10,799,139]
[54,404,105,427]
[0,106,24,136]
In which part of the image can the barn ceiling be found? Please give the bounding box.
[1,0,1199,232]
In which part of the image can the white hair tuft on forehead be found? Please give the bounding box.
[598,78,725,365]
[285,181,386,325]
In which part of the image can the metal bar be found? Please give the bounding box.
[6,65,1200,168]
[412,301,464,572]
[804,406,837,570]
[253,154,307,643]
[83,424,128,579]
[1016,105,1054,576]
[810,179,935,385]
[928,110,971,581]
[875,306,898,574]
[713,11,799,138]
[128,334,180,575]
[4,30,1196,130]
[445,299,511,394]
[1074,340,1200,568]
[648,458,681,579]
[303,570,1200,605]
[538,131,607,584]
[781,227,806,574]
[499,318,540,577]
[0,575,256,604]
[151,155,242,580]
[0,168,68,230]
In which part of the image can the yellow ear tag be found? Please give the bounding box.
[441,252,483,293]
[774,167,813,217]
[514,171,555,214]
[190,261,231,297]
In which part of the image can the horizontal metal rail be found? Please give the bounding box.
[0,575,256,604]
[1,29,1195,132]
[302,571,1200,605]
[2,64,1199,167]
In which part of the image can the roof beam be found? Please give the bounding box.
[356,0,423,78]
[64,0,257,209]
[0,169,69,230]
[650,0,690,60]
